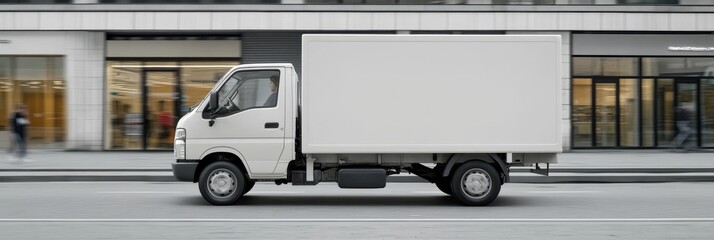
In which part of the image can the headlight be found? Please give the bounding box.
[175,128,186,141]
[174,128,186,160]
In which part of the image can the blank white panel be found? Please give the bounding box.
[302,35,562,154]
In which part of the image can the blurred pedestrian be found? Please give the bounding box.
[158,100,173,148]
[671,103,692,151]
[8,104,30,162]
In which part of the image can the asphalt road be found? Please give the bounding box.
[1,182,713,239]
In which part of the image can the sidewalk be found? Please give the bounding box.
[1,151,173,170]
[2,150,714,183]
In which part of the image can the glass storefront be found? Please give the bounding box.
[0,56,66,149]
[106,60,238,150]
[572,57,714,148]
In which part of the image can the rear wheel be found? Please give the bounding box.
[198,161,246,205]
[450,161,501,206]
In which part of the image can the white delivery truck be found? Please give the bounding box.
[172,34,562,206]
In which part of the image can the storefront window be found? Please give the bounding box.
[643,58,714,77]
[106,60,238,150]
[572,56,714,149]
[594,82,617,147]
[702,79,714,147]
[573,57,639,76]
[0,57,10,135]
[656,79,675,147]
[0,56,66,149]
[180,61,238,116]
[620,79,639,147]
[642,79,655,147]
[572,78,592,147]
[107,61,142,149]
[146,70,177,149]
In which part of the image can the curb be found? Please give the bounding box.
[509,175,714,183]
[0,169,171,172]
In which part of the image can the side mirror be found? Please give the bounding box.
[209,92,218,111]
[208,92,218,127]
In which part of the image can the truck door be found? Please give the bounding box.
[203,68,286,175]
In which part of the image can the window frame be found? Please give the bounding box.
[203,69,281,119]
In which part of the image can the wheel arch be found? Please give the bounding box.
[194,149,251,183]
[442,153,509,183]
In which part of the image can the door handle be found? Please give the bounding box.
[265,122,279,129]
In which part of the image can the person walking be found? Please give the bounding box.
[8,104,30,162]
[158,100,173,148]
[671,103,693,151]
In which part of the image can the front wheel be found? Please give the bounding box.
[198,162,246,205]
[450,161,502,206]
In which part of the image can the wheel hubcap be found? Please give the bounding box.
[208,168,237,198]
[461,169,491,199]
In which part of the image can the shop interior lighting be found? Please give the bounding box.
[111,65,236,68]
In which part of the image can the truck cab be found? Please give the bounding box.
[172,64,299,202]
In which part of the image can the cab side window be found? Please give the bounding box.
[207,70,280,118]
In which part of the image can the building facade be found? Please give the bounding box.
[1,2,714,150]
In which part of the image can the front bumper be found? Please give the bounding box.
[172,161,199,182]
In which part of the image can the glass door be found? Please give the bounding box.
[572,78,646,148]
[144,71,178,150]
[702,79,714,147]
[675,80,699,148]
[619,78,640,147]
[657,78,700,148]
[656,79,675,147]
[594,79,617,147]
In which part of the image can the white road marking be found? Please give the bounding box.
[96,191,185,194]
[0,182,184,185]
[524,191,601,194]
[0,218,713,223]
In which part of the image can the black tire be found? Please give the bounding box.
[198,161,246,205]
[435,179,452,196]
[449,161,502,206]
[243,180,256,195]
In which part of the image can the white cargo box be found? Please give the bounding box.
[301,34,562,154]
